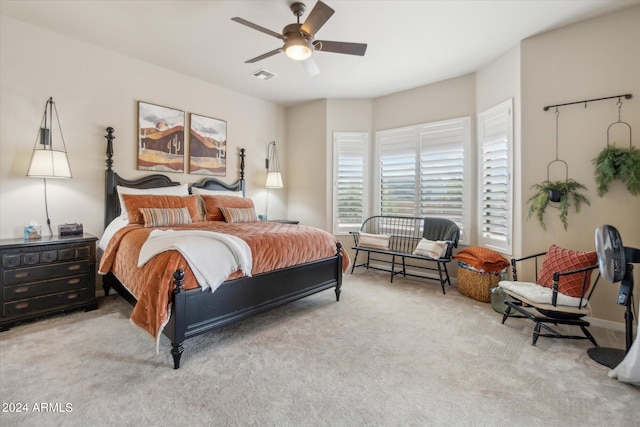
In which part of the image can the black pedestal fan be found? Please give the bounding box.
[588,224,640,368]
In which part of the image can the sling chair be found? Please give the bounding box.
[498,245,600,346]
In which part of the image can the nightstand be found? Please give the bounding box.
[0,234,98,331]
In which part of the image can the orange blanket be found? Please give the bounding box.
[99,221,349,341]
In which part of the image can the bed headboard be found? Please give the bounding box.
[104,126,245,227]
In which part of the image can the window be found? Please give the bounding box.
[375,117,471,242]
[478,99,513,253]
[333,132,368,234]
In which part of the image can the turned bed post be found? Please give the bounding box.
[335,242,343,301]
[171,269,186,369]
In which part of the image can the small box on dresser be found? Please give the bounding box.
[0,234,98,331]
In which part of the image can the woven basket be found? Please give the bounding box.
[457,265,504,303]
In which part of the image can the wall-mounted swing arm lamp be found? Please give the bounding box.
[264,141,282,220]
[27,97,72,236]
[265,141,283,189]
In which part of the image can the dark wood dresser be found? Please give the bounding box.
[0,234,98,331]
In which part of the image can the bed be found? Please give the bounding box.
[99,127,346,369]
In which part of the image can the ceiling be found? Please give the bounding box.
[1,0,638,107]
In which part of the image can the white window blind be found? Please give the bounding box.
[379,128,417,217]
[478,99,513,253]
[376,117,470,242]
[333,132,368,234]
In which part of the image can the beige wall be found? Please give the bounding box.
[520,7,640,324]
[0,16,286,239]
[286,99,327,229]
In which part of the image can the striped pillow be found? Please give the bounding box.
[139,207,193,228]
[219,206,259,223]
[358,232,390,250]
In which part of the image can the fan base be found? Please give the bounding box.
[587,347,626,369]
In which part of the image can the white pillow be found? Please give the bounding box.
[190,187,243,198]
[413,238,448,259]
[116,184,189,220]
[358,232,390,250]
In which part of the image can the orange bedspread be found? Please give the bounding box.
[99,221,349,341]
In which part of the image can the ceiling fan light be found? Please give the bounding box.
[284,38,312,61]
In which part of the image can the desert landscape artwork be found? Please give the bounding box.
[138,101,185,173]
[189,113,226,176]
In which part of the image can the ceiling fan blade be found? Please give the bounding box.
[231,17,283,39]
[245,48,283,64]
[300,1,335,36]
[314,40,367,56]
[301,56,320,77]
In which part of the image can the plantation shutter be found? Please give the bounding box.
[478,99,513,253]
[376,117,470,242]
[418,120,466,235]
[378,128,417,217]
[333,132,368,234]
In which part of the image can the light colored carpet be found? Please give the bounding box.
[1,271,637,427]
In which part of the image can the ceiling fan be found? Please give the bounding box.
[231,1,367,76]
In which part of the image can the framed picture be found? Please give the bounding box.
[137,101,185,173]
[189,113,227,176]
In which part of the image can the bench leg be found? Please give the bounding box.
[437,262,447,294]
[390,255,396,283]
[350,249,359,274]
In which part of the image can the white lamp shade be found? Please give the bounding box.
[265,171,283,188]
[27,149,72,178]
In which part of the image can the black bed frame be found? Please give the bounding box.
[102,127,343,369]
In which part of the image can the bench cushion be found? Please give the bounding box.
[358,232,390,250]
[413,238,447,259]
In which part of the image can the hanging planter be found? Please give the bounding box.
[527,179,590,231]
[593,101,640,196]
[527,109,590,231]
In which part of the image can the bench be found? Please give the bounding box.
[350,215,460,293]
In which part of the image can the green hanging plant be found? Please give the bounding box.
[527,179,590,231]
[593,146,640,196]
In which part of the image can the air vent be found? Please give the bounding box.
[251,69,278,81]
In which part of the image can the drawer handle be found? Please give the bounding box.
[68,265,82,271]
[66,293,79,300]
[67,278,81,285]
[15,272,30,279]
[14,286,29,294]
[15,302,29,310]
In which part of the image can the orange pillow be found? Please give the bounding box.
[121,194,201,224]
[201,195,254,221]
[538,245,598,298]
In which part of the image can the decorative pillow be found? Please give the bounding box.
[139,207,193,228]
[413,238,448,259]
[538,245,598,298]
[202,195,255,221]
[219,207,259,223]
[117,184,189,220]
[358,232,390,250]
[121,194,201,224]
[190,187,244,198]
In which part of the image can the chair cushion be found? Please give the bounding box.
[538,245,598,298]
[499,281,589,309]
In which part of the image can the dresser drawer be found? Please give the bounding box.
[3,288,91,318]
[3,275,90,301]
[3,261,90,285]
